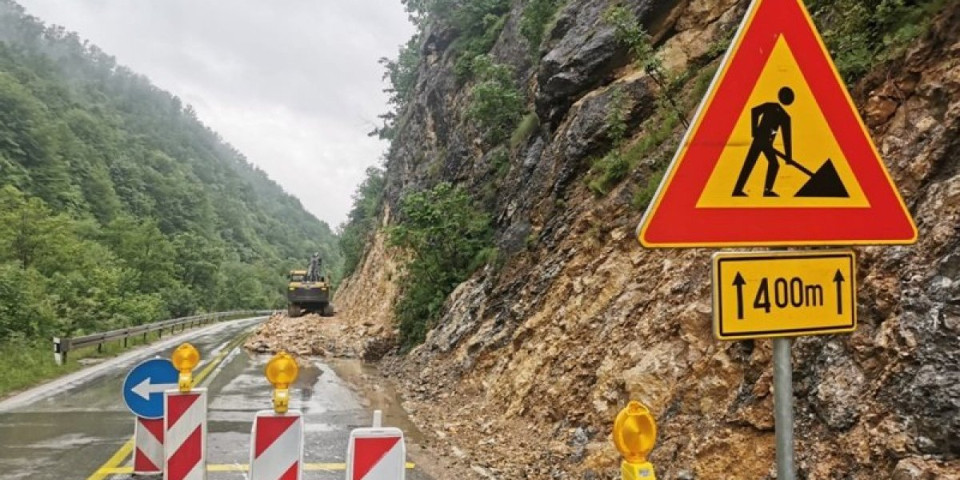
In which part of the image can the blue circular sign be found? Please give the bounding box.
[122,358,179,419]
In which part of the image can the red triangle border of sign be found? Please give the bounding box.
[638,0,916,247]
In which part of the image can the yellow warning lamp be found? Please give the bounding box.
[613,401,658,480]
[265,352,299,414]
[171,343,200,392]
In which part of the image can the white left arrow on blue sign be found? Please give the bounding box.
[122,357,180,419]
[131,377,178,401]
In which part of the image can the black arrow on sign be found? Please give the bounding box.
[833,270,845,315]
[733,272,746,320]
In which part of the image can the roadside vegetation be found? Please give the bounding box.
[520,0,565,55]
[1,329,164,397]
[388,183,492,349]
[585,5,691,201]
[338,166,386,276]
[0,338,104,398]
[0,311,255,398]
[0,0,339,376]
[808,0,950,82]
[588,0,948,207]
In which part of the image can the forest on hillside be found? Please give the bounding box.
[0,0,341,345]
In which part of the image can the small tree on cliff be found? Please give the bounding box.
[467,55,525,144]
[389,182,492,349]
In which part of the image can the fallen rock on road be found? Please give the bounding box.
[244,312,398,360]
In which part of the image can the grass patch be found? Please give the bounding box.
[0,332,157,397]
[686,65,719,111]
[632,167,666,210]
[587,154,631,196]
[491,147,511,178]
[0,339,84,397]
[510,112,540,148]
[623,111,680,167]
[587,107,680,197]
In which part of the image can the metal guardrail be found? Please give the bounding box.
[52,310,273,365]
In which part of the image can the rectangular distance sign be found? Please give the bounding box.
[712,250,856,340]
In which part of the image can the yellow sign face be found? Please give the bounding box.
[712,251,856,340]
[697,36,868,208]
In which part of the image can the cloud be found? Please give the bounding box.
[16,0,414,227]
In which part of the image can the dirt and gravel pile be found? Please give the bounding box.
[245,312,397,360]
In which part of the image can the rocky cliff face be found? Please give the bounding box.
[337,0,960,478]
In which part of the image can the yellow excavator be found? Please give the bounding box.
[287,253,334,317]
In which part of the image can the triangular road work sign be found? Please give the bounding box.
[637,0,917,247]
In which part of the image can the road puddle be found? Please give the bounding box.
[324,358,427,445]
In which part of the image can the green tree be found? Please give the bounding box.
[520,0,564,54]
[467,55,524,144]
[374,36,421,140]
[101,216,177,294]
[0,2,343,343]
[339,166,386,276]
[0,185,64,269]
[389,183,492,348]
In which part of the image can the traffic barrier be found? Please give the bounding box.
[249,411,304,480]
[249,352,303,480]
[165,343,207,480]
[134,417,164,475]
[123,357,180,476]
[110,346,422,480]
[164,390,207,480]
[346,410,406,480]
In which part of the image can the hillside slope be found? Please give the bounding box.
[336,0,959,478]
[0,0,340,341]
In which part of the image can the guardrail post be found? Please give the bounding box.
[53,337,68,365]
[97,343,103,354]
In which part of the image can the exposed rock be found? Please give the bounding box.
[537,0,680,126]
[243,311,396,360]
[333,1,960,478]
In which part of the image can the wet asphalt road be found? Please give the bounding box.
[0,317,434,480]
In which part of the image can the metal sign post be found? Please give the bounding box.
[710,250,859,478]
[772,338,795,480]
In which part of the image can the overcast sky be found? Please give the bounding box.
[16,0,415,227]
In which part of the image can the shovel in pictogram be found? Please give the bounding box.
[773,149,848,198]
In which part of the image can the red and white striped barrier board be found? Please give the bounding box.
[134,417,164,475]
[249,410,304,480]
[164,389,207,480]
[346,412,405,480]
